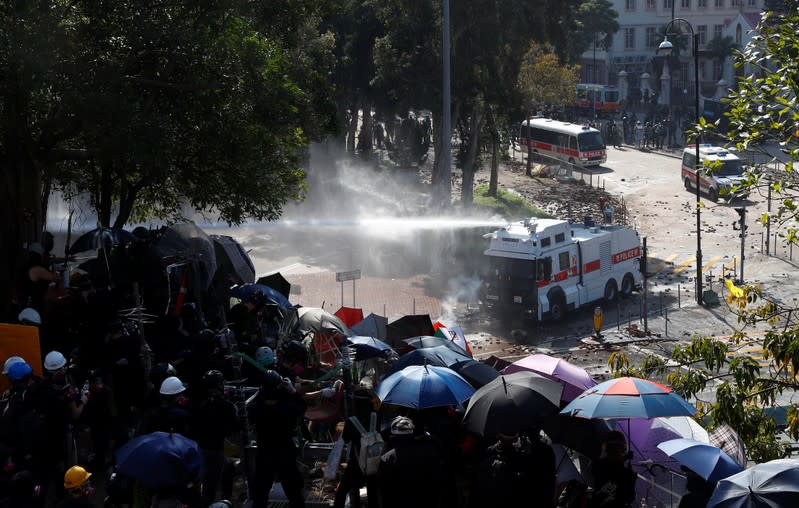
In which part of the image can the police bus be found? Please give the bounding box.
[573,84,622,116]
[519,118,607,168]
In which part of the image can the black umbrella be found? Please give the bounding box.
[463,371,563,437]
[402,335,468,356]
[386,314,434,347]
[257,272,291,299]
[212,235,255,285]
[449,359,501,388]
[153,223,217,289]
[68,227,138,255]
[540,413,613,460]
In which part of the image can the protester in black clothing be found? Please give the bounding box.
[6,470,40,508]
[247,370,307,508]
[192,370,239,506]
[56,466,96,508]
[378,416,447,508]
[333,388,380,508]
[473,430,555,508]
[677,467,714,508]
[589,431,636,508]
[137,376,192,437]
[227,291,266,346]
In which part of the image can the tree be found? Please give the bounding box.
[574,0,620,61]
[0,0,337,319]
[705,35,739,82]
[608,1,799,464]
[517,42,580,176]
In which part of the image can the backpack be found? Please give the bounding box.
[349,412,384,475]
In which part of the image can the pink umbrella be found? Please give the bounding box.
[502,354,596,403]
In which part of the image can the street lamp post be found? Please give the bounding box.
[658,19,703,305]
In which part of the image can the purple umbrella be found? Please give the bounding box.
[503,354,596,403]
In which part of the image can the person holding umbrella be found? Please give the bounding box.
[677,467,714,508]
[589,431,636,508]
[377,416,447,508]
[247,370,307,508]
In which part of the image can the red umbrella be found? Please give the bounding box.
[334,306,364,328]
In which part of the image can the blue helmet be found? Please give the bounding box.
[7,361,32,381]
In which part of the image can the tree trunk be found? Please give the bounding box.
[357,95,373,157]
[113,179,140,229]
[486,108,499,197]
[526,139,533,177]
[460,104,484,207]
[346,103,358,154]
[98,162,113,227]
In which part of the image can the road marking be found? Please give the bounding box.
[701,255,723,274]
[672,256,697,274]
[648,253,678,276]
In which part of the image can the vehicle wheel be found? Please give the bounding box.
[708,188,718,202]
[604,280,618,302]
[621,274,635,297]
[684,177,692,190]
[549,297,567,321]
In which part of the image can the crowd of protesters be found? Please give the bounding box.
[1,231,641,508]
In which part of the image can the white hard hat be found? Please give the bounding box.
[18,308,41,326]
[159,376,186,395]
[2,356,25,375]
[44,350,68,371]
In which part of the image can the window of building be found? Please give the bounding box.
[664,0,673,9]
[646,27,658,48]
[714,24,723,39]
[698,0,707,6]
[646,0,657,8]
[541,237,551,248]
[713,61,723,80]
[700,61,707,80]
[736,24,742,45]
[625,28,636,49]
[681,0,690,8]
[626,0,636,10]
[555,232,566,243]
[715,0,724,7]
[698,25,707,45]
[731,0,742,5]
[747,0,757,5]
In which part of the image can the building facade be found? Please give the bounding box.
[580,0,764,112]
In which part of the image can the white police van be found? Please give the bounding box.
[681,144,748,202]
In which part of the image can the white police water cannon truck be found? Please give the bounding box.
[481,216,643,321]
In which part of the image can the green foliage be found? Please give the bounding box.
[517,42,581,109]
[574,0,620,59]
[472,184,547,220]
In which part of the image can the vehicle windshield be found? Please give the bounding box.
[707,159,744,176]
[578,131,605,151]
[484,256,534,280]
[604,91,620,102]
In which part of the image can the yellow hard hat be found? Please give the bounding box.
[64,465,92,490]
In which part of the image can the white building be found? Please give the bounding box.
[580,0,765,113]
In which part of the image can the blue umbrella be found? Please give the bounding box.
[560,377,697,420]
[384,346,471,378]
[708,459,799,507]
[115,432,204,489]
[347,336,397,360]
[376,365,475,409]
[230,283,291,308]
[657,438,743,483]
